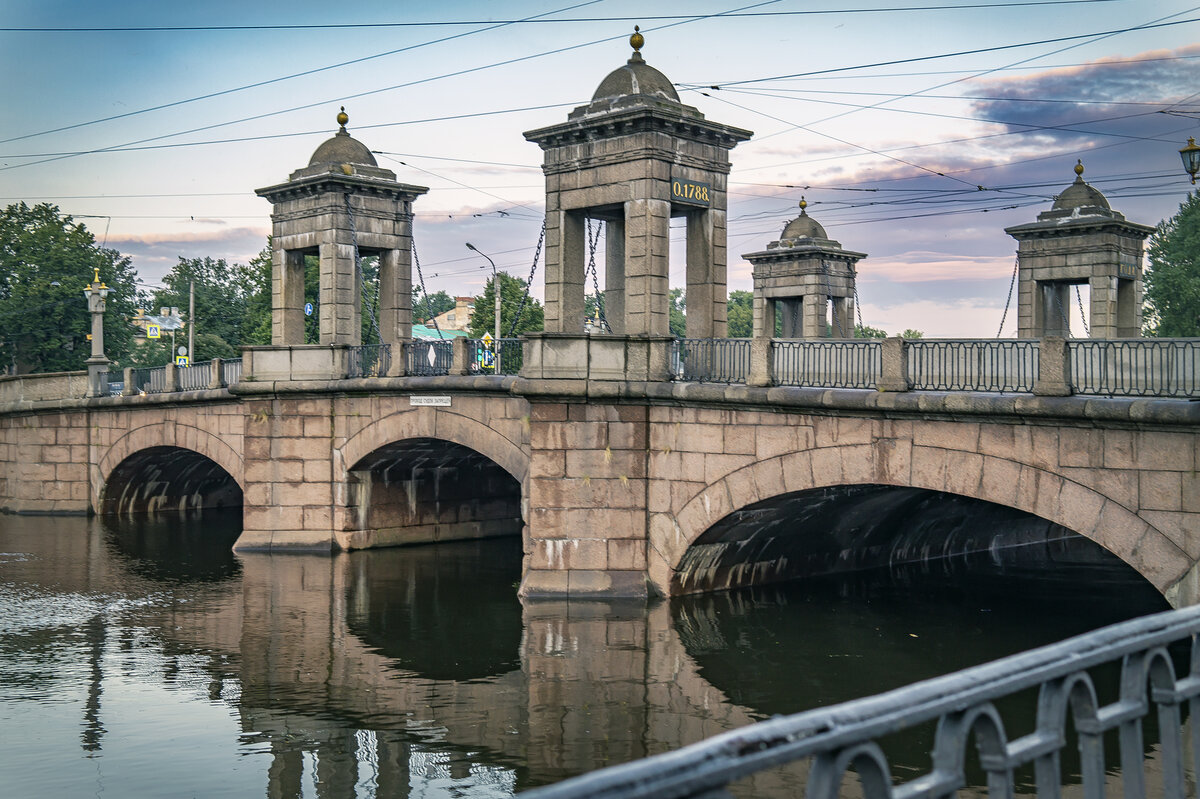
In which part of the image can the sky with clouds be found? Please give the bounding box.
[2,0,1197,337]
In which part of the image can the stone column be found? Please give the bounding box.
[624,199,671,336]
[378,247,412,344]
[685,209,727,339]
[1089,275,1117,339]
[1039,282,1071,338]
[877,336,910,392]
[832,297,853,338]
[319,230,361,346]
[273,249,306,345]
[747,337,774,387]
[779,299,801,338]
[753,291,775,339]
[802,294,827,338]
[1033,335,1073,396]
[543,210,587,333]
[605,218,626,334]
[1117,278,1140,338]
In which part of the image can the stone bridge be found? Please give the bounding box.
[2,351,1199,606]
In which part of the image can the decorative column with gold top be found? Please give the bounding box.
[83,267,111,397]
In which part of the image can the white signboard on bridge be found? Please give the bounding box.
[409,396,452,407]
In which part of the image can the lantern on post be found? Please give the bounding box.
[1181,137,1200,185]
[83,267,111,397]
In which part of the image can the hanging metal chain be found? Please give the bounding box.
[1075,285,1091,337]
[585,218,610,332]
[851,262,864,334]
[819,258,845,337]
[996,255,1019,338]
[1050,287,1073,338]
[505,220,545,337]
[344,194,382,345]
[411,238,444,340]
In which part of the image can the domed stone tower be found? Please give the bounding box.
[743,198,866,338]
[523,28,752,342]
[256,109,428,346]
[1005,161,1152,339]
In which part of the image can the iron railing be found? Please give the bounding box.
[128,365,168,394]
[1070,339,1200,398]
[346,344,391,378]
[407,340,453,376]
[178,361,211,391]
[672,339,751,383]
[496,338,523,376]
[908,339,1039,393]
[223,358,242,386]
[773,339,881,389]
[97,370,123,396]
[522,604,1200,799]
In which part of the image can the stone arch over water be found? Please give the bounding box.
[338,409,529,550]
[651,442,1188,602]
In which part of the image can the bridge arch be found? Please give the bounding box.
[96,422,244,515]
[336,408,530,550]
[651,443,1190,601]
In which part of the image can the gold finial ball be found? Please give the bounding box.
[799,197,808,211]
[630,25,644,52]
[1074,159,1084,177]
[337,106,349,128]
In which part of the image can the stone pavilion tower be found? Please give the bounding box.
[1005,161,1152,339]
[523,28,752,339]
[256,109,428,346]
[743,199,866,338]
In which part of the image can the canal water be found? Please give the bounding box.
[0,513,1170,797]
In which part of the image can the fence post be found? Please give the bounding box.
[451,338,471,376]
[386,341,407,377]
[747,338,774,387]
[877,337,910,392]
[121,367,135,396]
[208,358,224,389]
[1033,336,1072,396]
[165,362,180,393]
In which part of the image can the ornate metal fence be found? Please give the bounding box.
[522,604,1200,799]
[407,340,453,376]
[907,339,1039,393]
[773,339,881,389]
[496,338,523,376]
[346,344,391,378]
[128,365,168,394]
[672,339,751,383]
[1070,339,1200,397]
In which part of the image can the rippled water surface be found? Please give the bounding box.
[0,514,1170,797]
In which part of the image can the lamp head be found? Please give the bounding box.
[1181,137,1200,185]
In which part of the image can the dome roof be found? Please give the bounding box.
[592,52,680,103]
[1050,160,1111,213]
[308,108,378,168]
[781,200,827,240]
[591,27,680,103]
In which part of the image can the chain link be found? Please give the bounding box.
[996,254,1019,338]
[585,218,610,332]
[505,220,545,337]
[411,237,444,340]
[1075,285,1091,337]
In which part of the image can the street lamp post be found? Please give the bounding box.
[1181,137,1200,185]
[83,268,111,397]
[465,242,502,346]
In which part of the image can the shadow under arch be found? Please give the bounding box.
[342,436,523,550]
[672,484,1161,597]
[99,445,243,517]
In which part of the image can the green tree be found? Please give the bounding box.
[1145,191,1200,336]
[0,203,140,374]
[468,272,544,338]
[413,288,455,324]
[236,245,273,346]
[670,288,686,337]
[900,328,924,339]
[855,324,889,339]
[727,290,754,337]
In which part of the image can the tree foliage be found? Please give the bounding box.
[1145,191,1200,337]
[726,290,754,337]
[855,324,889,339]
[413,288,455,324]
[669,288,686,337]
[0,203,141,373]
[468,272,544,338]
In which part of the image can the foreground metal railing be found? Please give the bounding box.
[347,344,391,378]
[222,357,242,386]
[774,339,881,389]
[1071,339,1200,397]
[908,339,1039,393]
[178,361,211,391]
[673,338,751,383]
[463,338,524,375]
[524,605,1200,799]
[407,340,453,376]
